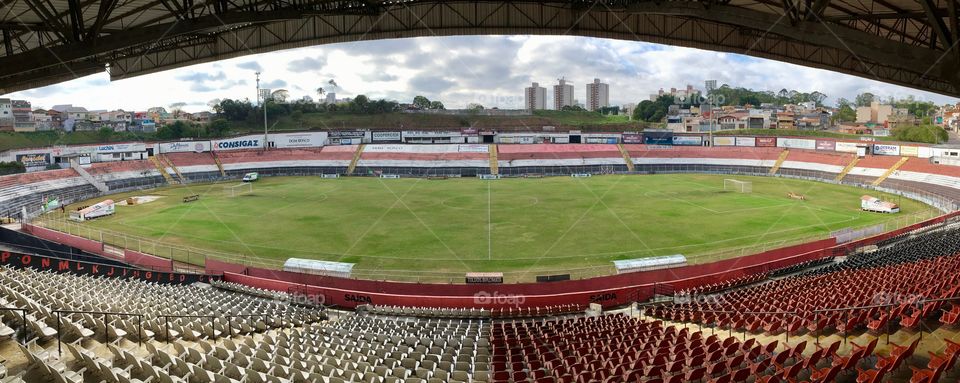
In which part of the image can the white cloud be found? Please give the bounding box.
[3,35,956,113]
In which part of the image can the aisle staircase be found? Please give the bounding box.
[347,144,366,175]
[70,159,109,193]
[160,155,185,183]
[149,156,177,184]
[211,152,226,177]
[488,144,499,175]
[768,149,790,175]
[834,156,860,182]
[872,157,910,186]
[617,143,635,172]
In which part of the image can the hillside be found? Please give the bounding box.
[228,110,638,133]
[0,111,640,153]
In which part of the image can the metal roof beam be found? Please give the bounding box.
[66,0,84,41]
[920,0,952,48]
[0,7,302,77]
[2,29,12,55]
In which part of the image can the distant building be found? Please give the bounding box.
[11,100,33,131]
[776,111,795,129]
[0,99,13,131]
[856,101,894,125]
[585,78,609,112]
[621,103,637,119]
[32,109,52,131]
[553,79,574,110]
[651,84,698,102]
[46,110,64,130]
[524,82,546,110]
[193,111,213,123]
[324,93,336,104]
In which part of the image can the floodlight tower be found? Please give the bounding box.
[705,80,717,146]
[256,72,270,150]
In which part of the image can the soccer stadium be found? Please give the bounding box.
[4,0,960,381]
[0,134,960,382]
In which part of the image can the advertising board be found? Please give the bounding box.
[212,135,263,151]
[777,138,816,150]
[16,153,50,167]
[873,144,901,156]
[756,137,777,147]
[159,141,210,153]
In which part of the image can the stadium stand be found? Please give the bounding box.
[354,144,491,176]
[7,144,960,382]
[0,267,323,342]
[650,223,960,334]
[496,144,625,175]
[357,304,587,320]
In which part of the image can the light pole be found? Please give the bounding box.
[256,72,270,150]
[262,88,269,150]
[705,80,717,146]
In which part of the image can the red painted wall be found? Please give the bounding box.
[123,249,173,272]
[23,224,104,255]
[222,238,837,309]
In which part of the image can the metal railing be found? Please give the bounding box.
[54,309,142,356]
[30,206,941,283]
[17,167,957,283]
[160,312,288,344]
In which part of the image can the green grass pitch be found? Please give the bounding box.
[58,174,934,281]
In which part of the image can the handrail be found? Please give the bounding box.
[54,309,142,356]
[160,312,287,344]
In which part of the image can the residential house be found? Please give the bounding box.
[32,109,53,131]
[0,99,12,131]
[11,100,33,131]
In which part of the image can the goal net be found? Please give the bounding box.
[724,179,752,193]
[224,183,253,197]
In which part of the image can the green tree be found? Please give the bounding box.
[412,96,431,110]
[633,95,674,122]
[351,95,370,113]
[207,119,230,137]
[833,98,856,123]
[429,101,445,110]
[0,161,26,176]
[892,124,948,144]
[855,92,875,107]
[156,121,195,140]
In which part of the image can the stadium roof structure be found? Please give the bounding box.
[0,0,958,96]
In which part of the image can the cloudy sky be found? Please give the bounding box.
[3,35,958,113]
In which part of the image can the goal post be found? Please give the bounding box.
[224,183,253,197]
[724,179,752,193]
